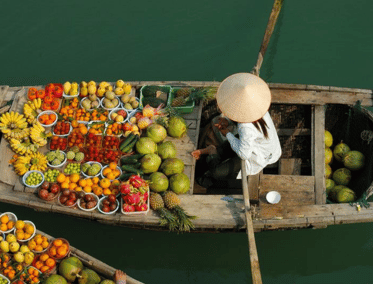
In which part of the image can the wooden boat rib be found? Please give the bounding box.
[0,82,373,232]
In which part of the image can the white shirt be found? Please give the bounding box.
[226,112,282,177]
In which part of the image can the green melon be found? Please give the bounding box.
[343,150,365,171]
[78,268,101,284]
[58,256,84,282]
[43,274,68,284]
[149,172,169,192]
[332,168,352,186]
[325,130,333,147]
[336,187,356,203]
[325,147,333,164]
[329,185,347,202]
[333,142,350,163]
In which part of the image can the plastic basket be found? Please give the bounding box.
[100,97,121,111]
[168,87,195,114]
[46,151,67,168]
[97,197,119,215]
[30,234,54,254]
[52,122,72,137]
[80,161,102,178]
[139,85,171,109]
[0,212,17,234]
[18,221,36,243]
[100,165,122,180]
[0,274,10,284]
[120,194,149,215]
[108,108,129,124]
[22,171,44,188]
[77,193,99,212]
[37,111,58,128]
[80,97,101,111]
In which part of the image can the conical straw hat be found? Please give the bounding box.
[216,73,271,123]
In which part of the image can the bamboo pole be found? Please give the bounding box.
[241,160,262,284]
[251,0,284,76]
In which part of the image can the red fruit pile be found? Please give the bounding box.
[68,131,85,149]
[38,182,60,201]
[54,121,71,135]
[50,136,67,150]
[59,190,78,207]
[100,194,118,213]
[120,175,149,213]
[85,133,102,148]
[79,194,98,210]
[102,136,120,150]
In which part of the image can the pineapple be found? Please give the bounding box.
[175,88,191,98]
[163,191,196,232]
[150,193,178,231]
[171,88,207,107]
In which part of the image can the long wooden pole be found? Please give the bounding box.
[241,160,262,283]
[251,0,284,76]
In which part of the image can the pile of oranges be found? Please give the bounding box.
[56,173,99,194]
[105,122,122,136]
[102,163,121,180]
[2,262,22,280]
[71,121,88,136]
[88,123,105,135]
[0,214,14,232]
[33,253,56,273]
[19,266,41,284]
[47,238,70,259]
[38,113,57,125]
[14,220,35,241]
[0,252,11,270]
[59,98,80,120]
[27,234,50,253]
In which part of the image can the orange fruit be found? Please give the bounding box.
[34,261,43,270]
[69,183,77,190]
[75,186,83,192]
[109,162,117,170]
[45,258,56,268]
[102,168,111,176]
[35,236,43,245]
[83,186,92,193]
[103,189,112,195]
[0,215,9,224]
[78,179,87,187]
[70,173,80,183]
[53,239,63,247]
[56,173,66,183]
[7,221,14,230]
[40,266,50,273]
[39,253,49,262]
[35,245,43,252]
[93,186,103,196]
[33,269,39,277]
[85,178,93,187]
[107,172,116,180]
[64,177,71,184]
[48,246,57,256]
[28,267,35,275]
[92,177,99,184]
[0,224,7,231]
[61,182,69,189]
[57,246,67,257]
[41,240,49,249]
[28,240,36,250]
[100,178,111,189]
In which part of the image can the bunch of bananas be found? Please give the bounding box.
[0,111,29,140]
[10,137,38,155]
[30,122,51,147]
[23,98,42,124]
[13,151,47,175]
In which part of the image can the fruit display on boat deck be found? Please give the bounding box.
[324,130,365,203]
[1,82,198,231]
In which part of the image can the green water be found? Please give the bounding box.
[1,0,373,283]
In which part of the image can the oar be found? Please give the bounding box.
[241,160,262,283]
[252,0,284,76]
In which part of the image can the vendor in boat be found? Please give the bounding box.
[192,72,282,187]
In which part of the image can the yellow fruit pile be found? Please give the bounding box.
[14,220,35,241]
[102,163,121,180]
[0,214,14,232]
[27,234,50,253]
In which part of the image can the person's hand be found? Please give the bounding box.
[219,127,230,137]
[191,150,201,160]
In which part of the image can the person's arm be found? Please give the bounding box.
[225,126,256,160]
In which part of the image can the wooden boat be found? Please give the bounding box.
[0,214,143,284]
[0,82,373,233]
